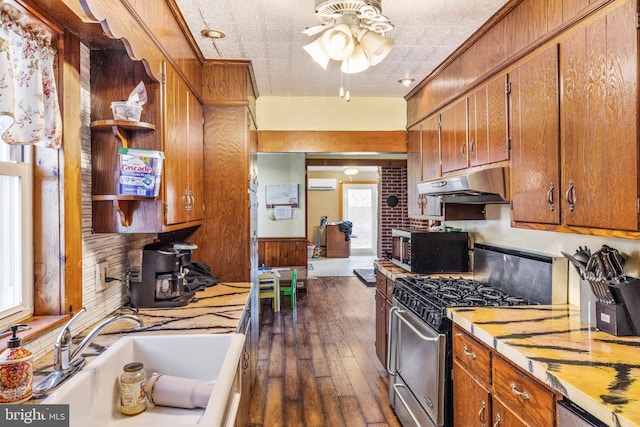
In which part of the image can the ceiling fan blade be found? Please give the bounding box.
[303,24,332,36]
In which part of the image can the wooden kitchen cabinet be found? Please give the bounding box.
[493,354,555,427]
[452,325,556,426]
[468,74,509,167]
[191,62,258,283]
[453,360,492,427]
[440,97,469,174]
[407,116,443,219]
[163,63,204,226]
[510,44,561,225]
[492,398,528,427]
[374,270,393,366]
[236,296,257,427]
[90,51,204,233]
[559,0,638,231]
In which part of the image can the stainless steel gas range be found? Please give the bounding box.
[386,244,568,427]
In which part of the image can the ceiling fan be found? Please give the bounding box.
[303,0,394,37]
[302,0,395,78]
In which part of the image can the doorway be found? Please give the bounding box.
[342,183,378,256]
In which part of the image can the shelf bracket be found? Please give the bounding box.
[112,199,137,227]
[111,125,129,148]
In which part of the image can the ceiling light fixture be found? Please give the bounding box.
[344,167,359,176]
[399,77,415,87]
[200,29,225,39]
[303,1,394,98]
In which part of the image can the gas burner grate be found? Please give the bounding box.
[393,276,537,330]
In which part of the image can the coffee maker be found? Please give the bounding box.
[130,242,195,308]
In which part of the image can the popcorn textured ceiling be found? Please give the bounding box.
[174,0,509,97]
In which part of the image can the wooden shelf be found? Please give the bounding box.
[91,195,156,201]
[91,195,157,227]
[90,119,155,130]
[90,119,155,148]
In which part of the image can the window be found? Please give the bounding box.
[0,144,33,327]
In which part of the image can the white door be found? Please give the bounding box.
[342,183,378,256]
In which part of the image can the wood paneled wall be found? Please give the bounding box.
[258,238,308,268]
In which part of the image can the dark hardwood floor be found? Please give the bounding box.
[249,276,401,427]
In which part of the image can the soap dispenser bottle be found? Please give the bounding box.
[0,324,33,403]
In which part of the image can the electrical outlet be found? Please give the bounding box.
[95,261,108,292]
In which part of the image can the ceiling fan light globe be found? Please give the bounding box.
[303,38,331,69]
[340,45,370,74]
[359,30,394,66]
[320,24,355,60]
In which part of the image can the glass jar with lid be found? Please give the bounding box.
[119,362,147,415]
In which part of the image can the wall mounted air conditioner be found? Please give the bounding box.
[308,178,337,191]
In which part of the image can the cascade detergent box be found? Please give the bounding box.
[117,147,164,197]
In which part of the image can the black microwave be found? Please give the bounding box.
[391,228,469,274]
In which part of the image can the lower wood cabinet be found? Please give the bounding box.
[236,297,256,427]
[453,360,491,426]
[374,271,393,366]
[452,324,556,426]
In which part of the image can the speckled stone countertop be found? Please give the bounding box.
[374,260,415,281]
[31,282,252,401]
[449,305,640,427]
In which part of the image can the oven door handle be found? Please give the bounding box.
[394,309,442,342]
[386,306,399,375]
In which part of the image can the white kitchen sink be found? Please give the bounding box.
[42,333,245,426]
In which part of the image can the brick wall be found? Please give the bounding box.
[379,167,410,258]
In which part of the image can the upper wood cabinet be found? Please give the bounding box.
[469,74,509,167]
[90,51,204,233]
[422,114,441,181]
[407,124,422,218]
[191,62,259,283]
[440,98,469,174]
[163,64,204,226]
[407,116,443,219]
[510,44,560,225]
[559,0,638,231]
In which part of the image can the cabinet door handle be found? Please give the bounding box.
[565,180,576,212]
[546,183,555,212]
[493,413,501,427]
[477,400,486,427]
[463,346,477,359]
[510,383,530,400]
[242,350,249,369]
[460,142,467,159]
[470,137,476,157]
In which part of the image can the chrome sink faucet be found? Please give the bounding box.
[34,308,143,396]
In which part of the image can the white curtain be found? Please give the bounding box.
[0,2,62,148]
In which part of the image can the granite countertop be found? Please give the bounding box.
[374,260,473,282]
[32,282,253,401]
[374,260,414,281]
[448,305,640,427]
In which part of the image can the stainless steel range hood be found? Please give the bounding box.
[417,167,508,204]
